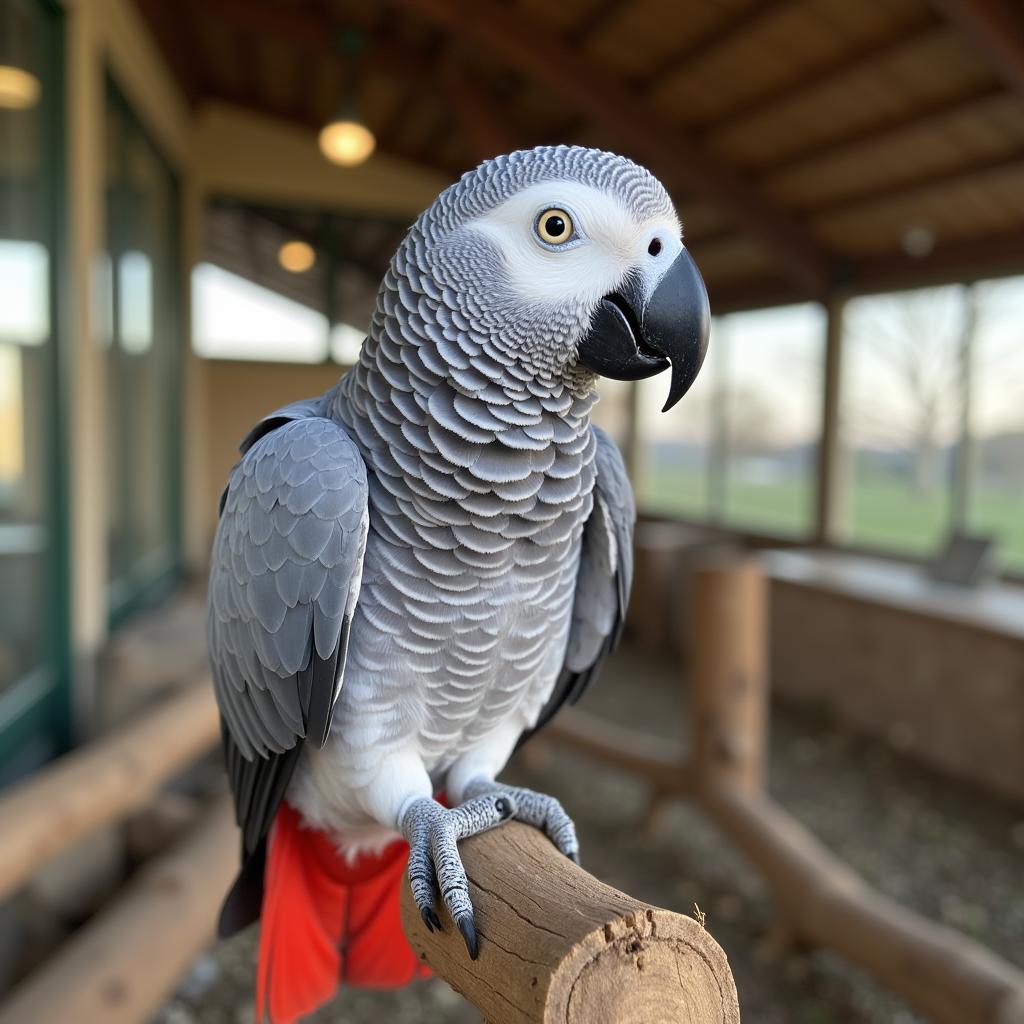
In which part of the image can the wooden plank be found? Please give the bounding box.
[695,14,941,131]
[0,681,220,902]
[400,820,740,1024]
[931,0,1024,96]
[635,0,789,91]
[391,0,832,294]
[0,795,237,1024]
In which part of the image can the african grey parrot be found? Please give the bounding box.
[208,145,709,1022]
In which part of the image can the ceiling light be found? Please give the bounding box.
[901,225,936,259]
[318,118,376,168]
[0,65,40,110]
[278,240,316,273]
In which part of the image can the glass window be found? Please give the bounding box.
[193,262,329,363]
[635,320,718,519]
[193,200,406,366]
[837,285,966,555]
[104,80,181,622]
[720,304,825,535]
[967,277,1024,572]
[0,0,68,774]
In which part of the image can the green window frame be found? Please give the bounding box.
[0,0,71,784]
[103,74,183,628]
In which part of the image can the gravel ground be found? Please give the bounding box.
[155,642,1024,1024]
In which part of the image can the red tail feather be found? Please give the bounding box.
[255,802,430,1024]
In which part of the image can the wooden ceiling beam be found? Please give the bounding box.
[135,0,203,106]
[203,87,462,182]
[849,228,1024,292]
[636,0,795,92]
[565,0,623,47]
[930,0,1024,96]
[438,45,530,163]
[808,146,1024,217]
[709,229,1024,311]
[389,0,832,294]
[199,0,434,85]
[697,13,940,132]
[755,81,1004,173]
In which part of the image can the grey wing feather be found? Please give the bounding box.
[209,414,368,764]
[520,426,635,744]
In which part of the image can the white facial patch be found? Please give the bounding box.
[463,181,683,310]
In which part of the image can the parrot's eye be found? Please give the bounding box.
[534,208,575,246]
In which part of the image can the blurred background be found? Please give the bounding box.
[0,0,1023,1021]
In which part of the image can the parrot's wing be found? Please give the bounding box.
[209,411,369,862]
[519,426,635,745]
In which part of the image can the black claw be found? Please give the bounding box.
[421,907,441,933]
[458,915,479,959]
[495,797,512,819]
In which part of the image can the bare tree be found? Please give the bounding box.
[843,285,977,496]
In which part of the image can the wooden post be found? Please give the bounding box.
[401,821,739,1024]
[690,554,768,795]
[815,294,846,544]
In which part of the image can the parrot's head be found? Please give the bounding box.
[406,145,711,411]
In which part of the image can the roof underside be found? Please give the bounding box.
[137,0,1024,310]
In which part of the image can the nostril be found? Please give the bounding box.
[648,237,662,257]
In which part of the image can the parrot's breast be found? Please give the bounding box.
[291,251,603,826]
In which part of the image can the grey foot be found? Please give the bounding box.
[464,779,580,864]
[400,794,516,958]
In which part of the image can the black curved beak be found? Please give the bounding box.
[575,249,711,412]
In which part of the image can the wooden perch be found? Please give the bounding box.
[0,794,236,1024]
[0,680,220,901]
[400,820,740,1024]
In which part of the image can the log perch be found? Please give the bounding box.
[400,821,740,1024]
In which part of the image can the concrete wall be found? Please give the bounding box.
[771,580,1024,804]
[196,360,345,558]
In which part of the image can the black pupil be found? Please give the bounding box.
[648,237,662,256]
[545,215,566,238]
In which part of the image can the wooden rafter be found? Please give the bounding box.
[438,45,528,163]
[697,12,941,132]
[930,0,1024,96]
[565,0,623,47]
[636,0,794,92]
[389,0,832,294]
[809,147,1024,217]
[756,81,1005,173]
[135,0,203,105]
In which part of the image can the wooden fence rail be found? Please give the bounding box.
[401,820,740,1024]
[0,794,237,1024]
[0,679,220,902]
[544,553,1024,1024]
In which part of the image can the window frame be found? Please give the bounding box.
[103,72,184,628]
[0,0,73,783]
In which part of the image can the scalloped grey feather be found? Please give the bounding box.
[208,145,643,841]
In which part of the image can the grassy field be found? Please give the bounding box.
[640,467,1024,571]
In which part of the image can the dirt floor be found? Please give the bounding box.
[154,640,1024,1024]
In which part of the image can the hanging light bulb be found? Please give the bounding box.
[318,116,375,167]
[278,240,316,273]
[0,64,40,110]
[319,29,375,168]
